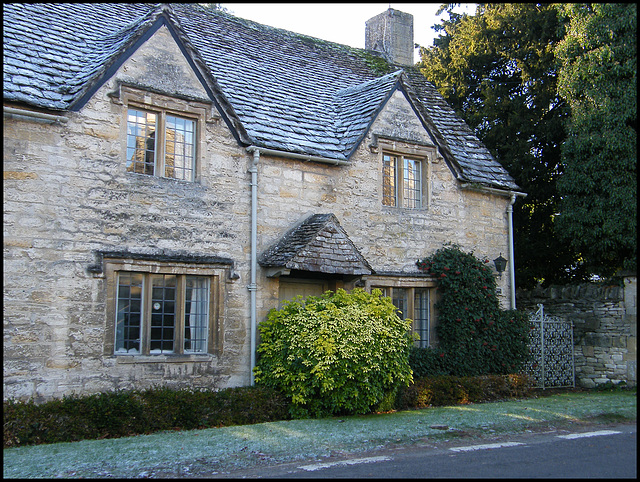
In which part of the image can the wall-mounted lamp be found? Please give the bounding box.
[493,254,507,278]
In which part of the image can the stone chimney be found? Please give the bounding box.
[365,8,414,66]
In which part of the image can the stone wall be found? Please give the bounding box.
[4,26,515,402]
[517,277,637,388]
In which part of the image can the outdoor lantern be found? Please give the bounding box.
[493,254,507,277]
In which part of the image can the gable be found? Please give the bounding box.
[113,25,210,103]
[370,89,438,148]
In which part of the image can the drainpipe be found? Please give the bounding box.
[247,148,259,386]
[244,144,348,384]
[508,193,517,310]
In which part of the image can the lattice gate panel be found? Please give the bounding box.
[524,304,575,389]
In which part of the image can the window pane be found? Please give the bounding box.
[150,275,177,354]
[382,154,397,207]
[165,115,195,181]
[414,289,431,347]
[126,109,156,176]
[403,158,422,209]
[115,272,144,354]
[184,276,210,353]
[392,288,408,320]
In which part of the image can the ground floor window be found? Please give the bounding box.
[104,258,224,357]
[367,278,437,348]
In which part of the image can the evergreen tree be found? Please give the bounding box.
[554,3,637,277]
[419,4,580,287]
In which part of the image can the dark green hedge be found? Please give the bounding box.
[3,385,290,448]
[4,375,534,448]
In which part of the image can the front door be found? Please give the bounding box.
[278,279,329,307]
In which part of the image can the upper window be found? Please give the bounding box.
[382,153,423,209]
[127,108,196,181]
[116,85,210,183]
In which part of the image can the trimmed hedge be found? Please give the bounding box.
[4,374,532,448]
[3,385,290,448]
[395,374,531,410]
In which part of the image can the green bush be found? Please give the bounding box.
[3,385,289,448]
[254,288,414,418]
[395,374,531,409]
[416,244,531,377]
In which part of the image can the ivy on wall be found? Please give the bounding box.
[412,244,530,377]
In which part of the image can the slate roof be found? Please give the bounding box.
[3,3,521,192]
[258,214,373,275]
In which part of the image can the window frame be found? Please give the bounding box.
[104,258,224,359]
[377,137,437,210]
[383,153,423,209]
[365,276,439,348]
[118,86,210,183]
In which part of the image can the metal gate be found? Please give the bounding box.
[524,304,575,389]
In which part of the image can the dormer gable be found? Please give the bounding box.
[67,5,251,145]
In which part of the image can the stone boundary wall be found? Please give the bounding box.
[516,276,637,388]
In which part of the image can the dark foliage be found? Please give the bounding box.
[395,374,531,410]
[3,385,290,448]
[416,244,531,377]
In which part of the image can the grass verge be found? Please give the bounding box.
[3,389,635,479]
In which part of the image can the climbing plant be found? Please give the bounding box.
[414,244,530,377]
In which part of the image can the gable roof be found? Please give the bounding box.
[258,214,373,276]
[3,3,521,192]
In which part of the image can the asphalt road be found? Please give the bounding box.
[215,423,637,479]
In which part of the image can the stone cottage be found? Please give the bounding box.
[3,4,525,402]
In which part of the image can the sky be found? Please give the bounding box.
[220,3,477,64]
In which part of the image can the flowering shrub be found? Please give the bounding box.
[414,244,530,377]
[254,288,413,418]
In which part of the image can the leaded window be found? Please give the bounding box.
[126,108,196,181]
[115,272,211,355]
[376,285,436,348]
[382,153,423,208]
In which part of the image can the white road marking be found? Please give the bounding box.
[557,430,621,439]
[449,442,525,452]
[298,455,392,471]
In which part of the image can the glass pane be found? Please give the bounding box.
[126,109,156,176]
[382,154,397,207]
[403,158,422,209]
[115,272,144,354]
[149,275,177,354]
[414,289,431,347]
[184,276,210,353]
[392,288,408,320]
[165,115,195,181]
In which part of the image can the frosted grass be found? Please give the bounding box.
[3,391,635,478]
